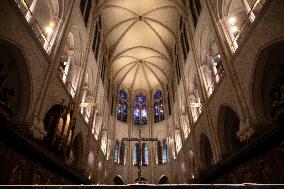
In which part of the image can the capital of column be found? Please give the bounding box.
[237,118,255,142]
[30,116,47,140]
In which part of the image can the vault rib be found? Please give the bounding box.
[144,17,176,40]
[143,20,171,58]
[143,62,164,89]
[110,20,138,56]
[111,46,171,65]
[129,63,140,91]
[143,60,169,81]
[100,4,139,16]
[141,63,152,91]
[117,63,138,86]
[113,60,139,80]
[111,56,139,68]
[142,55,171,66]
[142,6,176,16]
[105,17,137,41]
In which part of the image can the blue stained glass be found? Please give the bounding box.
[114,143,119,164]
[154,90,162,99]
[117,90,128,123]
[142,143,149,166]
[162,144,168,164]
[153,90,165,123]
[134,94,147,125]
[120,90,127,99]
[133,144,137,165]
[136,95,146,104]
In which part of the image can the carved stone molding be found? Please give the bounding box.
[30,117,47,141]
[237,119,255,142]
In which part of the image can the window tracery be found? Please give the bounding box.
[59,32,82,97]
[199,42,224,96]
[188,73,202,122]
[134,143,149,166]
[142,143,149,166]
[114,141,119,164]
[15,0,63,52]
[162,142,169,164]
[117,90,128,123]
[153,90,165,123]
[133,143,140,166]
[220,0,265,51]
[133,94,147,125]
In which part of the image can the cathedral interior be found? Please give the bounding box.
[0,0,284,185]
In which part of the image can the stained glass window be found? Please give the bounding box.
[117,90,128,123]
[133,143,140,166]
[133,143,148,166]
[142,143,149,166]
[153,90,165,123]
[134,94,147,125]
[114,141,119,164]
[162,144,169,164]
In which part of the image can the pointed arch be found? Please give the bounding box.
[218,105,242,158]
[199,134,214,170]
[0,37,32,122]
[133,93,147,125]
[113,140,119,164]
[116,89,128,123]
[153,90,165,123]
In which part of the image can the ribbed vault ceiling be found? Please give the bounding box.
[99,0,181,92]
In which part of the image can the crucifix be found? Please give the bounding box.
[122,126,158,184]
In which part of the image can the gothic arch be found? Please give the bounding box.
[188,150,196,179]
[199,134,214,170]
[158,175,169,184]
[59,26,82,96]
[113,175,124,185]
[198,27,223,96]
[218,105,242,158]
[0,37,32,122]
[252,39,284,124]
[29,0,65,51]
[71,133,84,170]
[69,25,83,67]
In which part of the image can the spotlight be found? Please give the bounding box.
[228,17,236,25]
[45,22,54,34]
[45,26,53,34]
[231,26,238,33]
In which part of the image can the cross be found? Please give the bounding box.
[122,126,158,184]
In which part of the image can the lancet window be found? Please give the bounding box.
[114,141,119,164]
[133,94,147,125]
[153,90,165,123]
[117,90,128,123]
